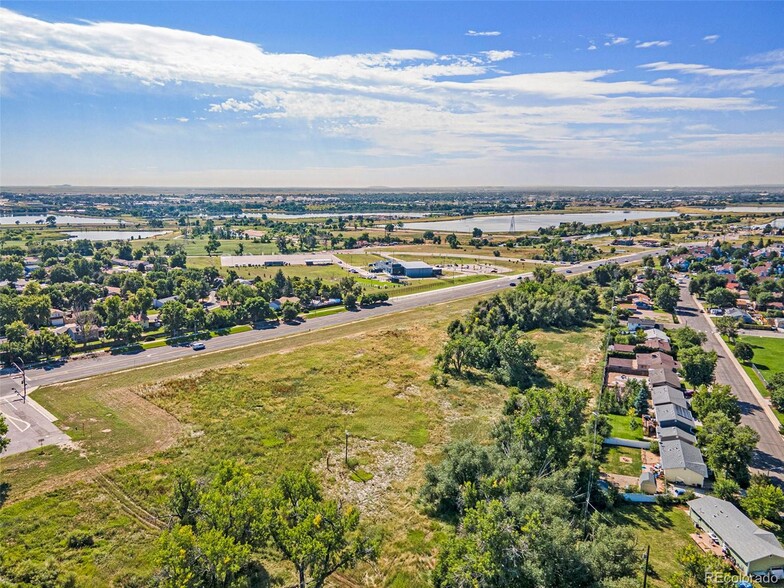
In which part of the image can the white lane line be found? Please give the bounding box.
[1,399,31,432]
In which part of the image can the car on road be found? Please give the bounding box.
[566,270,572,274]
[191,342,206,351]
[587,265,592,269]
[509,282,517,287]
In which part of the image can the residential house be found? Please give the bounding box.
[609,343,636,354]
[660,438,707,487]
[654,402,695,432]
[725,307,754,324]
[651,385,689,411]
[639,471,657,494]
[55,323,103,343]
[688,496,784,576]
[270,296,301,311]
[643,328,670,342]
[649,368,682,390]
[656,425,697,445]
[637,352,680,372]
[630,293,653,310]
[49,309,66,327]
[627,317,658,332]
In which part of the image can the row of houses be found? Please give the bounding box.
[608,320,709,487]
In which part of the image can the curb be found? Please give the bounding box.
[692,293,783,434]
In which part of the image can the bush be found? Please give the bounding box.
[66,531,94,549]
[649,440,659,455]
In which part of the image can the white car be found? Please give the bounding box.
[191,342,206,351]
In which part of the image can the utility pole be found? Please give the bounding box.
[11,358,26,403]
[344,430,349,465]
[642,545,650,588]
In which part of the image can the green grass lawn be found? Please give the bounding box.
[726,335,784,426]
[601,446,643,477]
[141,236,281,256]
[0,294,608,587]
[335,252,387,266]
[604,412,645,441]
[610,505,695,588]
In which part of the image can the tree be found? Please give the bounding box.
[633,385,649,416]
[690,384,741,424]
[205,233,221,256]
[5,320,28,344]
[492,328,538,390]
[0,259,24,282]
[161,301,188,336]
[712,475,740,501]
[733,341,754,363]
[668,544,733,588]
[75,310,101,348]
[445,233,460,249]
[20,294,52,329]
[742,478,784,521]
[654,282,680,313]
[678,346,717,387]
[670,326,706,350]
[714,316,739,342]
[48,264,77,284]
[698,411,759,485]
[421,440,493,515]
[472,227,483,238]
[243,296,274,323]
[281,302,300,322]
[0,414,8,455]
[105,319,143,345]
[266,470,378,588]
[768,372,784,411]
[705,287,738,309]
[438,335,482,375]
[735,268,758,290]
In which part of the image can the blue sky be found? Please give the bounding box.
[1,1,783,187]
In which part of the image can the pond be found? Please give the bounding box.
[399,210,681,233]
[66,231,169,241]
[230,211,428,219]
[0,214,120,225]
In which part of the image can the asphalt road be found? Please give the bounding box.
[0,248,664,393]
[676,283,784,481]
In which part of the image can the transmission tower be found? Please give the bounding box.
[509,215,516,233]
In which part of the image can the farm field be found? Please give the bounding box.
[0,295,607,587]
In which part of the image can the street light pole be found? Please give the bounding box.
[11,358,26,403]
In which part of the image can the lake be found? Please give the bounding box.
[400,210,680,233]
[0,214,119,225]
[233,211,428,219]
[67,231,169,241]
[706,206,784,214]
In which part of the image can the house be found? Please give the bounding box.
[49,309,66,327]
[609,343,636,354]
[54,323,103,343]
[660,438,707,486]
[639,471,657,495]
[637,352,680,372]
[643,328,670,342]
[152,295,178,309]
[669,256,690,271]
[654,402,695,432]
[714,262,734,275]
[105,286,123,297]
[270,296,301,311]
[651,385,689,410]
[627,317,658,332]
[657,425,697,445]
[640,338,672,353]
[752,263,773,278]
[649,368,682,390]
[688,496,784,576]
[630,293,653,310]
[606,357,644,376]
[725,307,754,324]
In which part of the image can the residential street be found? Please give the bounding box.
[677,282,784,482]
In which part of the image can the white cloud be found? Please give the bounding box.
[604,35,629,47]
[466,30,501,37]
[587,44,598,51]
[481,50,516,62]
[636,40,671,49]
[703,34,720,43]
[0,7,779,183]
[175,117,189,123]
[640,61,784,89]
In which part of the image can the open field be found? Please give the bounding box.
[0,294,608,587]
[611,505,695,588]
[137,236,281,256]
[729,335,784,426]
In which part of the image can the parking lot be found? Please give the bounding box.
[0,376,72,457]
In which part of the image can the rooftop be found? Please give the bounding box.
[660,438,707,478]
[689,496,784,564]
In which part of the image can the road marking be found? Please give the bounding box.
[1,398,31,432]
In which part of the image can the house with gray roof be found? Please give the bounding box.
[649,368,682,390]
[656,426,697,446]
[654,402,695,433]
[688,496,784,576]
[651,385,689,411]
[659,438,707,487]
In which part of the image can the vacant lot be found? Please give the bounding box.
[0,298,607,586]
[602,446,643,477]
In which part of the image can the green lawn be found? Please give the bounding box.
[727,335,784,426]
[601,446,643,477]
[604,412,645,441]
[610,505,695,588]
[335,252,387,266]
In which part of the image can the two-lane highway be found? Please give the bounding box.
[0,248,664,391]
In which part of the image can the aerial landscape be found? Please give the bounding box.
[2,2,784,587]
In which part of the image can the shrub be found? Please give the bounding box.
[66,531,94,549]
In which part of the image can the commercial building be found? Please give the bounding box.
[370,259,435,278]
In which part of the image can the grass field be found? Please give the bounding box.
[139,236,281,256]
[611,505,695,588]
[334,252,387,266]
[0,295,608,587]
[727,334,784,426]
[604,413,645,441]
[602,446,643,477]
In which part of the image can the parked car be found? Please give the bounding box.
[708,532,720,545]
[191,342,206,351]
